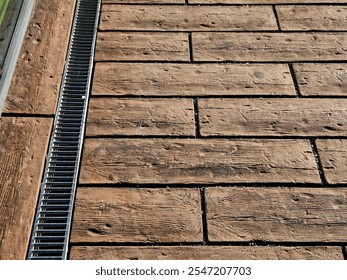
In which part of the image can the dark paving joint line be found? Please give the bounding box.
[188,32,194,62]
[193,98,200,138]
[288,63,302,97]
[200,187,208,244]
[272,5,282,32]
[309,139,328,187]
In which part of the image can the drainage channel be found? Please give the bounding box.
[27,0,101,260]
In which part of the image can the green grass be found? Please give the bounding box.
[0,0,10,27]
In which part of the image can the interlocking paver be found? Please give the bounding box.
[0,118,52,259]
[92,63,295,96]
[96,32,189,61]
[294,63,347,96]
[316,139,347,184]
[86,98,195,136]
[99,5,277,31]
[69,246,344,260]
[277,6,347,31]
[71,188,202,243]
[79,139,320,184]
[206,187,347,242]
[199,98,347,137]
[193,32,347,62]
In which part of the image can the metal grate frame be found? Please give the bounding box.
[27,0,101,260]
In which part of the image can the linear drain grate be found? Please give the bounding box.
[27,0,101,260]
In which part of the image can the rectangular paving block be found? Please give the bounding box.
[96,32,189,61]
[199,98,347,137]
[79,139,320,184]
[294,63,347,96]
[206,187,347,242]
[193,32,347,62]
[86,98,195,136]
[3,0,75,114]
[71,188,202,243]
[0,117,52,259]
[92,63,295,96]
[191,0,346,3]
[99,5,277,31]
[277,6,347,31]
[104,0,184,3]
[316,139,347,184]
[69,246,343,260]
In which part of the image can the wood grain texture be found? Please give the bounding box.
[277,6,347,31]
[0,118,52,259]
[71,188,202,243]
[92,63,295,96]
[3,0,75,114]
[193,32,347,62]
[316,139,347,184]
[79,139,320,184]
[191,0,346,3]
[206,187,347,242]
[294,63,347,96]
[99,5,277,31]
[86,98,195,136]
[96,32,189,61]
[104,0,184,3]
[69,246,343,260]
[199,98,347,136]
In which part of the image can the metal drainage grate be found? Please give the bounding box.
[27,0,101,260]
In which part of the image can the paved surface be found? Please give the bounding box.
[1,0,347,259]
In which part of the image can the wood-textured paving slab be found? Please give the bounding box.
[316,139,347,184]
[104,0,184,3]
[193,33,347,62]
[0,118,52,259]
[199,98,347,137]
[86,98,195,136]
[277,6,347,31]
[294,63,347,96]
[99,5,277,31]
[79,139,320,184]
[92,63,295,96]
[206,187,347,242]
[96,32,189,61]
[70,246,343,260]
[71,188,202,243]
[3,0,75,115]
[191,0,346,3]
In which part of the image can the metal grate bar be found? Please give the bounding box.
[27,0,101,260]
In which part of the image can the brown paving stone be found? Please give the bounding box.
[199,98,347,137]
[99,5,277,31]
[71,188,202,243]
[206,187,347,242]
[277,6,347,31]
[69,246,344,260]
[79,139,319,184]
[96,32,189,61]
[92,63,295,96]
[86,98,195,136]
[104,0,184,3]
[192,0,345,2]
[294,63,347,96]
[193,33,347,62]
[3,0,75,115]
[316,139,347,184]
[0,118,52,259]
